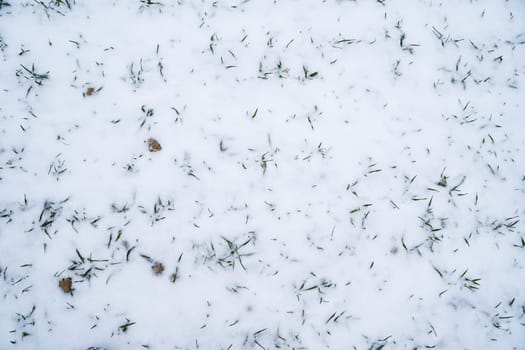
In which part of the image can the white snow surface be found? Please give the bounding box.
[0,0,525,349]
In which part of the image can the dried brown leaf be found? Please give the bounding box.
[85,87,95,96]
[148,138,162,152]
[152,262,165,275]
[59,277,73,293]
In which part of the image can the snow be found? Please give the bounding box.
[0,0,524,349]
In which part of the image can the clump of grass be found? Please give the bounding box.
[302,65,319,80]
[139,0,162,9]
[32,197,69,238]
[67,248,110,283]
[217,236,254,270]
[129,60,144,86]
[33,0,75,17]
[0,1,11,11]
[138,196,174,226]
[48,153,67,180]
[194,233,256,271]
[118,319,136,333]
[139,104,155,129]
[9,305,36,344]
[16,64,49,95]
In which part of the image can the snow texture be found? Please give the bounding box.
[0,0,524,349]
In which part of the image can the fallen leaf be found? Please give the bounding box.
[59,277,72,293]
[85,87,95,96]
[148,138,162,152]
[152,262,164,275]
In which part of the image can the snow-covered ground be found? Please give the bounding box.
[1,0,524,349]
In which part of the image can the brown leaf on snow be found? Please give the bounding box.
[85,87,95,96]
[152,262,165,275]
[59,277,73,293]
[148,138,162,152]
